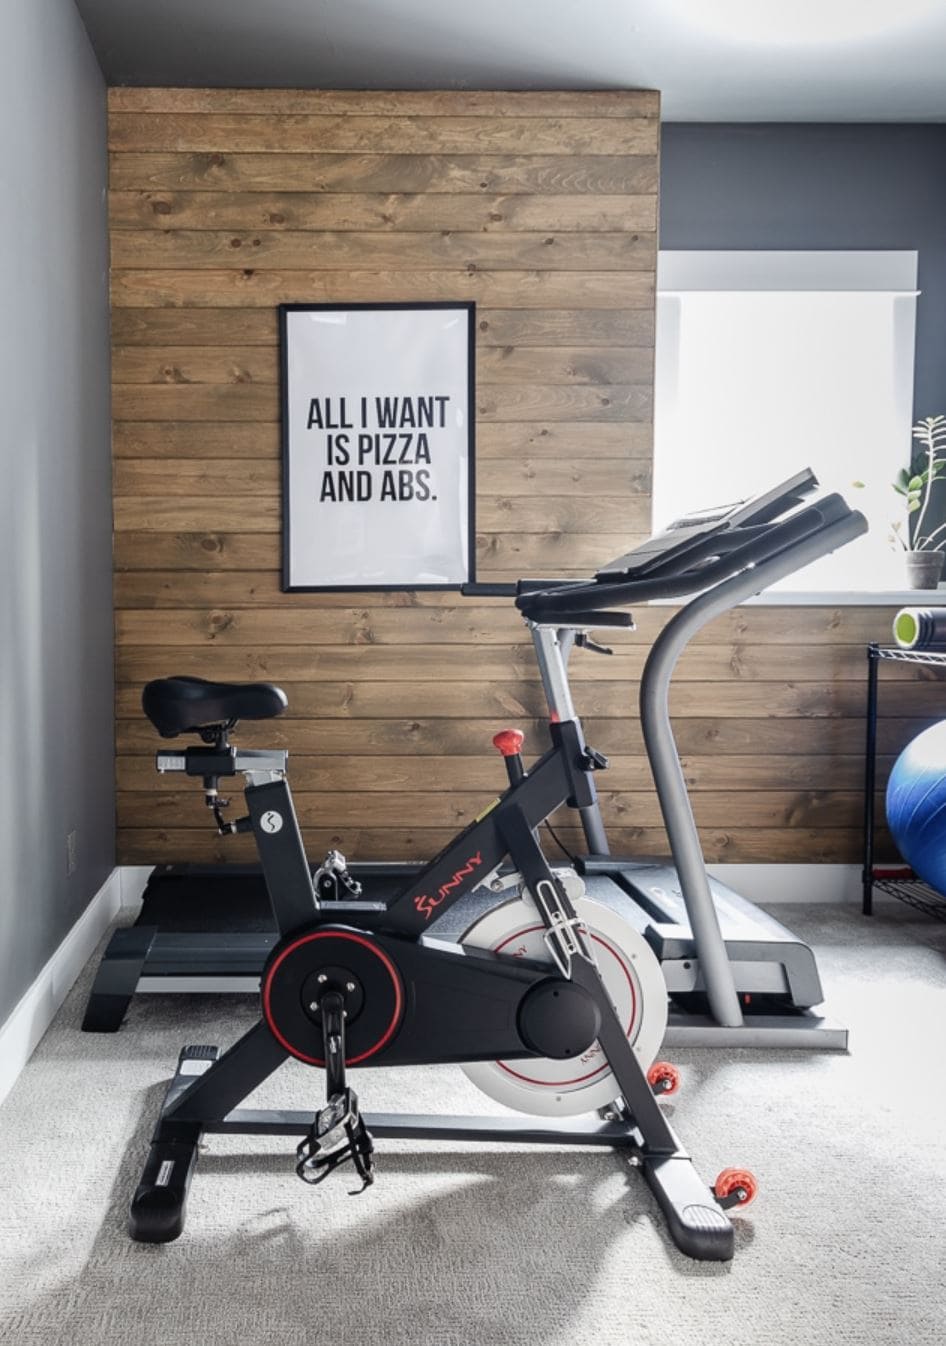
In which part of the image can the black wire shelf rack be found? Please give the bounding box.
[863,643,946,919]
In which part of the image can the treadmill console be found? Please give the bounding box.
[594,468,819,582]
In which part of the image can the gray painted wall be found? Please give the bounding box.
[0,1,112,1023]
[660,124,946,418]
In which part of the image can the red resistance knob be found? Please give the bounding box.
[492,728,525,758]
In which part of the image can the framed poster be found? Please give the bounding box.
[280,301,476,591]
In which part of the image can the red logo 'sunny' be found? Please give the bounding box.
[413,852,483,921]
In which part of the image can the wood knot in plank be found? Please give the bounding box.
[207,611,235,638]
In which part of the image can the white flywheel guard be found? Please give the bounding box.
[459,879,668,1117]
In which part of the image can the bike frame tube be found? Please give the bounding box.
[381,732,591,936]
[247,747,578,941]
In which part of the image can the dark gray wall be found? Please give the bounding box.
[0,1,112,1023]
[660,124,946,419]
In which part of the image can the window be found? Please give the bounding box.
[653,251,919,593]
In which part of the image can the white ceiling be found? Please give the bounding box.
[74,0,946,121]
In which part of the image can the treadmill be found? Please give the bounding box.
[83,469,865,1048]
[502,467,865,1050]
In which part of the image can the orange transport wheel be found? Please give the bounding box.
[646,1061,681,1096]
[713,1167,759,1208]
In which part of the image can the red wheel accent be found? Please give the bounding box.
[646,1061,681,1096]
[492,728,525,758]
[261,929,403,1067]
[714,1167,759,1207]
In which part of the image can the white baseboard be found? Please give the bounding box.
[707,863,861,904]
[120,865,154,909]
[0,869,124,1109]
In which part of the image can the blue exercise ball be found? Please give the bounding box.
[886,720,946,895]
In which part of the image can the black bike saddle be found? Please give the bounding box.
[142,676,288,738]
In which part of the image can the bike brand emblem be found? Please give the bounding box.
[260,810,284,834]
[413,852,483,920]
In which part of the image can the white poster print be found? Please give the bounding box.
[282,304,474,589]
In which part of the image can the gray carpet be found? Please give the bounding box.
[1,897,944,1346]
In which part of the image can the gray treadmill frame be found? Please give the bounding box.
[529,509,865,1050]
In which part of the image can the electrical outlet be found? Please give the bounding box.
[66,830,78,878]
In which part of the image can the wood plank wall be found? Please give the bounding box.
[110,88,941,868]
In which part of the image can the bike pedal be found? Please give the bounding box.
[295,1088,375,1193]
[314,1089,357,1144]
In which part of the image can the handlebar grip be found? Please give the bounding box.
[460,580,587,597]
[527,609,635,628]
[460,582,518,597]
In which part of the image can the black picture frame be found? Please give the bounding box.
[279,300,477,592]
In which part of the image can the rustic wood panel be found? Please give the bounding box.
[113,458,653,499]
[116,755,889,795]
[112,344,653,386]
[110,229,656,272]
[113,529,640,576]
[116,789,872,830]
[111,88,909,869]
[114,714,934,759]
[111,269,655,310]
[110,88,664,865]
[115,827,885,867]
[110,382,652,424]
[110,308,656,348]
[109,191,658,234]
[108,90,661,118]
[114,642,882,685]
[108,153,659,196]
[108,113,660,156]
[111,605,887,649]
[114,677,946,722]
[112,494,649,535]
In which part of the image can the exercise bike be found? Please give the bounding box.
[130,687,758,1263]
[127,471,865,1260]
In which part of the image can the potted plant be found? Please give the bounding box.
[893,415,946,589]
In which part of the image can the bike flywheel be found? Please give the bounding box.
[459,890,668,1116]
